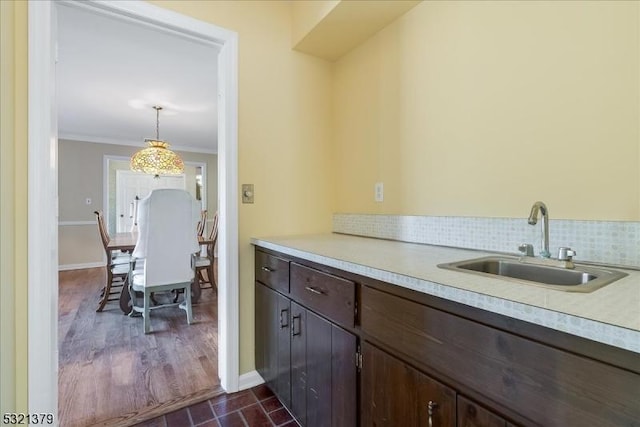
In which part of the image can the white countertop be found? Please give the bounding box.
[251,233,640,354]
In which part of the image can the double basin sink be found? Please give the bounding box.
[438,256,627,293]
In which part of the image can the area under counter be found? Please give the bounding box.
[251,233,640,354]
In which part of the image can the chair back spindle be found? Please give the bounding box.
[197,209,208,237]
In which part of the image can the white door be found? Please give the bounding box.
[115,170,186,232]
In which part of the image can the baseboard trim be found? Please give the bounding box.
[238,370,264,391]
[58,220,95,226]
[58,262,104,271]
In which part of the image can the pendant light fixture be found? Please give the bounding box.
[130,106,184,177]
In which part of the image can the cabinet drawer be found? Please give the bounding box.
[290,263,355,328]
[255,250,290,294]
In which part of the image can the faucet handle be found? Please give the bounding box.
[518,243,534,257]
[557,247,576,261]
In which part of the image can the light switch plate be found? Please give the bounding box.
[242,184,254,204]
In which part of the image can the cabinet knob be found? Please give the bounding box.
[261,266,274,273]
[427,401,438,427]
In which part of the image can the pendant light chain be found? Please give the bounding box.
[154,106,162,141]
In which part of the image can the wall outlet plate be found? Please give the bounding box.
[375,182,384,202]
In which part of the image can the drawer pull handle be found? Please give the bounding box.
[305,286,324,295]
[261,266,274,273]
[427,401,437,427]
[279,308,289,329]
[291,314,301,336]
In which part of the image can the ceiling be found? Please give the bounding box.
[56,4,220,154]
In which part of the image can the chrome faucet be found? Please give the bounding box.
[528,201,550,258]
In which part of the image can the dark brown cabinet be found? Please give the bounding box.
[255,250,357,427]
[255,246,640,427]
[255,250,290,293]
[361,342,455,427]
[291,301,357,427]
[290,263,356,328]
[255,282,291,408]
[457,396,507,427]
[290,301,306,423]
[360,284,640,427]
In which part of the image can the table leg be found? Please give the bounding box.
[119,279,131,314]
[191,279,201,303]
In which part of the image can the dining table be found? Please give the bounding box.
[107,232,214,313]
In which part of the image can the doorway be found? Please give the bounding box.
[28,0,240,417]
[115,170,186,232]
[104,157,210,236]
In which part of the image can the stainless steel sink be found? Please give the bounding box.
[437,256,627,292]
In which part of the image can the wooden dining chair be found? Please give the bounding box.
[128,189,200,333]
[194,211,218,293]
[197,209,208,237]
[94,210,130,312]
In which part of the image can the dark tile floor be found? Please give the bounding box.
[135,384,300,427]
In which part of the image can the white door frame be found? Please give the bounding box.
[28,0,239,415]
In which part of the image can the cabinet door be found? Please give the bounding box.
[457,395,506,427]
[291,304,358,427]
[255,282,291,408]
[255,282,274,386]
[291,301,307,424]
[305,310,358,427]
[275,291,292,408]
[331,323,357,427]
[416,372,456,427]
[362,342,455,427]
[306,310,332,427]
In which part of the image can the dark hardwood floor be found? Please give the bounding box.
[58,267,221,426]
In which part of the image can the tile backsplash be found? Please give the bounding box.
[333,214,640,268]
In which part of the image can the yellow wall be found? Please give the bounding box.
[291,0,339,46]
[146,0,335,374]
[3,0,638,412]
[293,0,421,61]
[333,0,640,220]
[0,0,28,413]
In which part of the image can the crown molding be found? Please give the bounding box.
[58,132,218,155]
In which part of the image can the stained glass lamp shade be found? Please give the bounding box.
[131,106,184,177]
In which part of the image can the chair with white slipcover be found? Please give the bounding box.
[128,189,200,333]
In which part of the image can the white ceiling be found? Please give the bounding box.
[56,5,220,154]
